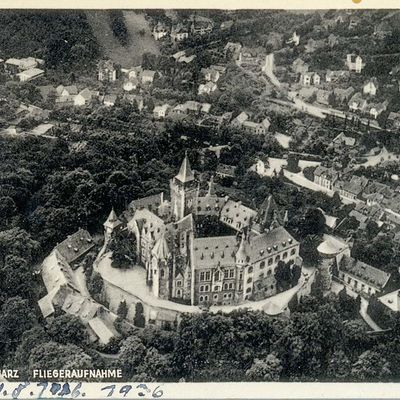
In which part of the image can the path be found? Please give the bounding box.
[359,297,383,332]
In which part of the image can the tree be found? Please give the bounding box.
[351,350,391,381]
[327,349,351,381]
[134,302,145,328]
[135,347,171,381]
[286,154,301,173]
[88,272,104,303]
[117,336,147,378]
[300,208,326,236]
[28,342,93,374]
[117,300,129,319]
[110,230,137,268]
[47,314,89,345]
[0,296,37,352]
[245,354,283,381]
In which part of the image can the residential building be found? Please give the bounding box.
[386,112,400,130]
[56,85,78,97]
[331,132,356,150]
[316,89,332,106]
[292,58,309,75]
[141,70,156,84]
[346,54,364,73]
[201,67,220,83]
[337,254,391,296]
[216,163,236,179]
[103,94,117,107]
[5,57,42,74]
[191,17,214,35]
[74,88,95,106]
[368,101,388,120]
[333,87,355,104]
[16,68,44,82]
[326,70,350,83]
[198,82,217,95]
[348,92,368,112]
[98,60,120,82]
[152,22,169,40]
[153,104,170,119]
[313,166,338,190]
[363,78,378,96]
[334,175,369,200]
[171,24,189,41]
[300,72,320,86]
[123,77,139,92]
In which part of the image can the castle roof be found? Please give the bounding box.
[256,195,283,231]
[193,235,238,269]
[220,200,257,231]
[104,208,122,230]
[175,155,195,183]
[55,229,94,265]
[152,235,170,261]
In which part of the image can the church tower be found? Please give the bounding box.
[170,154,198,221]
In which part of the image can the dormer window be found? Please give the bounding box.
[267,247,272,253]
[273,245,278,250]
[282,241,286,246]
[288,238,293,244]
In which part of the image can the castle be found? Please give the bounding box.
[104,155,301,307]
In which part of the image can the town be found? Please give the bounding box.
[2,9,400,383]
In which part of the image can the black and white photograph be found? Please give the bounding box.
[2,6,400,389]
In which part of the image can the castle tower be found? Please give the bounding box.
[170,154,198,221]
[103,208,122,242]
[236,233,249,302]
[207,175,216,197]
[150,235,171,298]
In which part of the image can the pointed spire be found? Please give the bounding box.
[175,153,195,183]
[207,175,216,196]
[104,208,122,229]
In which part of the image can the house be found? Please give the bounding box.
[333,87,355,104]
[74,88,94,106]
[242,120,269,135]
[125,66,142,80]
[313,166,338,190]
[198,82,217,95]
[301,72,320,86]
[224,42,242,59]
[332,132,356,150]
[29,123,54,137]
[123,77,139,92]
[153,104,170,119]
[38,85,56,101]
[368,101,388,120]
[16,68,44,82]
[103,94,117,107]
[171,24,189,41]
[236,48,262,67]
[141,70,156,84]
[220,20,234,30]
[125,94,144,112]
[316,89,332,106]
[98,60,120,82]
[56,85,78,97]
[292,58,309,75]
[231,111,249,128]
[201,68,220,83]
[346,54,364,73]
[326,70,350,83]
[152,22,169,40]
[5,57,41,74]
[363,78,378,96]
[191,17,213,35]
[216,163,236,179]
[334,175,369,200]
[348,92,368,112]
[386,112,400,130]
[178,55,196,64]
[286,31,300,46]
[338,254,391,296]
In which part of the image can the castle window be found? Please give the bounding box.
[260,261,265,268]
[205,271,211,281]
[200,272,205,281]
[223,283,228,290]
[248,266,253,273]
[205,285,210,292]
[246,287,251,293]
[215,271,220,281]
[176,289,182,297]
[247,277,252,284]
[199,296,204,302]
[200,285,204,292]
[214,286,219,291]
[239,283,243,290]
[210,252,214,259]
[268,258,273,266]
[229,269,235,278]
[224,270,229,279]
[270,285,274,290]
[213,294,218,300]
[204,295,209,301]
[229,282,234,289]
[290,249,296,256]
[283,252,288,259]
[177,280,182,287]
[161,269,165,278]
[221,252,224,258]
[275,255,280,262]
[259,273,264,279]
[239,271,243,280]
[267,269,272,276]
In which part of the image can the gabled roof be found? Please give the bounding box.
[175,154,195,183]
[104,208,122,230]
[55,229,95,265]
[152,235,170,261]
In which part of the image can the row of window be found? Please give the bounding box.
[199,293,234,303]
[199,268,235,282]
